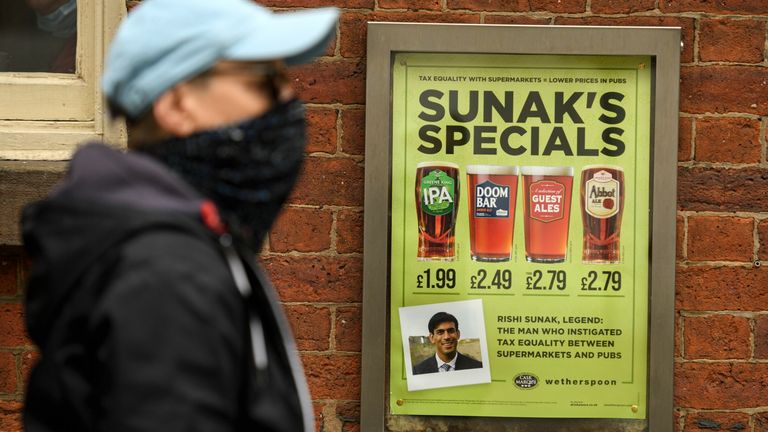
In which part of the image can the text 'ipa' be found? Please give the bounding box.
[415,162,460,261]
[467,165,519,262]
[581,165,624,263]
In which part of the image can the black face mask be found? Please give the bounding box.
[138,98,306,250]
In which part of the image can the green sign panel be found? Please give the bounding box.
[389,53,651,419]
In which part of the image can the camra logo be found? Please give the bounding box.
[514,373,539,390]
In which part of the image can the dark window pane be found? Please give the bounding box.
[0,0,77,73]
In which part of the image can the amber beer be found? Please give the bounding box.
[581,165,625,263]
[467,165,519,262]
[522,166,574,263]
[415,162,460,261]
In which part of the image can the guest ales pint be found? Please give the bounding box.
[580,165,625,263]
[521,166,574,263]
[466,165,519,262]
[415,162,460,260]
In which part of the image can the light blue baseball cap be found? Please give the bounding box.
[103,0,339,118]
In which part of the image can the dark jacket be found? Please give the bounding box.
[22,143,313,432]
[412,352,483,375]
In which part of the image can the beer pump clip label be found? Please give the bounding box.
[474,180,510,218]
[421,169,456,216]
[529,180,565,222]
[585,170,620,219]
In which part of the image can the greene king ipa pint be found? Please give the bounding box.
[581,165,625,263]
[467,165,519,262]
[522,166,574,263]
[415,162,460,261]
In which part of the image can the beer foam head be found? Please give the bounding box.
[416,161,459,169]
[520,166,574,177]
[581,164,624,172]
[466,165,519,175]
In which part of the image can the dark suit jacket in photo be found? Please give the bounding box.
[412,352,483,375]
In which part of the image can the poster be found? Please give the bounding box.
[389,53,651,419]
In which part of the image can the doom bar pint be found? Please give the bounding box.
[467,165,519,262]
[581,165,625,263]
[415,162,460,261]
[522,166,574,263]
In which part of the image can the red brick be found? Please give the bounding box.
[380,0,441,11]
[700,19,765,63]
[260,0,374,7]
[676,266,768,311]
[340,108,365,156]
[759,219,768,260]
[683,315,751,359]
[290,157,364,207]
[290,60,366,105]
[0,256,17,297]
[306,108,338,154]
[270,207,333,253]
[337,401,360,432]
[335,306,362,352]
[0,401,22,432]
[756,316,768,359]
[679,167,768,212]
[446,0,529,12]
[675,313,682,358]
[678,117,692,162]
[530,0,586,12]
[0,303,30,348]
[681,66,768,115]
[285,305,331,351]
[555,16,695,63]
[683,412,750,432]
[676,215,685,261]
[675,408,682,432]
[675,362,768,409]
[20,350,38,389]
[339,12,480,59]
[695,117,761,164]
[591,0,656,13]
[687,216,753,262]
[0,352,16,393]
[660,0,768,14]
[263,255,362,302]
[336,209,363,254]
[483,15,551,25]
[756,412,768,432]
[313,402,324,432]
[302,354,361,400]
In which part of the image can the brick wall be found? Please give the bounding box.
[2,0,768,431]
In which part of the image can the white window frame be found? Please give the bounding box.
[0,0,126,160]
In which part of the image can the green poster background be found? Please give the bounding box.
[389,53,651,419]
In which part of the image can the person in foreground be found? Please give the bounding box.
[412,312,483,375]
[21,0,338,430]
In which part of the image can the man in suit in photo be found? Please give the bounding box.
[412,311,483,375]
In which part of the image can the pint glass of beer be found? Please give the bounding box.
[521,166,574,263]
[581,165,625,263]
[415,162,460,261]
[466,165,519,262]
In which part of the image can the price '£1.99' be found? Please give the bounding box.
[416,268,456,289]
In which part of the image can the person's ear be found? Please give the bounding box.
[152,86,196,137]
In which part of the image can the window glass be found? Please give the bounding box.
[0,0,77,73]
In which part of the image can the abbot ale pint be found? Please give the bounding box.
[415,162,460,261]
[466,165,519,262]
[580,165,624,263]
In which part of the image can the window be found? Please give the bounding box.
[0,0,125,160]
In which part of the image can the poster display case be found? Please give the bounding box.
[362,24,680,432]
